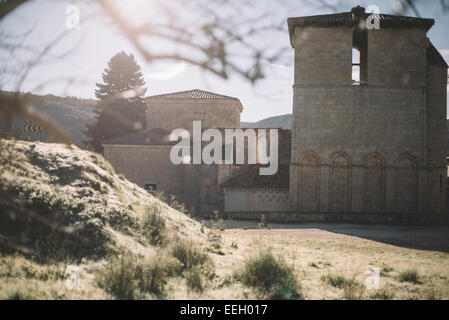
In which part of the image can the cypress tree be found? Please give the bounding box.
[85,51,147,152]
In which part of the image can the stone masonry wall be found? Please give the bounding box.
[425,56,448,212]
[224,188,290,212]
[103,145,185,200]
[293,27,352,85]
[289,26,447,214]
[146,99,241,134]
[368,28,427,87]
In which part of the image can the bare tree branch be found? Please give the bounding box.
[0,0,29,21]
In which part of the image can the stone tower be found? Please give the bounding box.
[288,6,448,214]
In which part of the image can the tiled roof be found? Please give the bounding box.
[288,6,434,45]
[147,89,239,101]
[221,164,289,189]
[102,128,174,146]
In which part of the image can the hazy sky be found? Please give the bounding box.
[1,0,448,122]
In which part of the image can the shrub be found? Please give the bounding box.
[137,260,170,297]
[96,256,139,299]
[380,265,394,276]
[320,274,349,289]
[420,288,442,300]
[235,251,301,300]
[91,153,115,176]
[168,195,187,214]
[186,267,204,293]
[142,203,166,245]
[96,254,174,299]
[321,274,365,299]
[370,288,394,300]
[0,183,109,260]
[381,265,394,273]
[210,210,225,230]
[0,255,65,280]
[0,138,20,169]
[1,279,62,300]
[172,239,210,272]
[342,279,365,300]
[207,229,224,255]
[399,269,421,284]
[7,286,40,300]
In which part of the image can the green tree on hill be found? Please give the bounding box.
[85,51,147,152]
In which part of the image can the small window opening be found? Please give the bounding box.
[352,28,367,85]
[352,48,360,83]
[144,183,157,193]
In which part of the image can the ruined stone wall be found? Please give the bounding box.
[289,26,446,214]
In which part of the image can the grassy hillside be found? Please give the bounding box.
[0,139,209,299]
[0,139,300,299]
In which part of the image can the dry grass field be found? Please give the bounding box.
[209,223,449,300]
[2,217,449,300]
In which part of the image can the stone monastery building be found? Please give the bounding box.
[103,6,448,223]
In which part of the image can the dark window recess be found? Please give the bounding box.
[440,174,443,188]
[352,27,367,85]
[144,183,157,193]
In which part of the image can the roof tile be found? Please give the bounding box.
[288,6,435,46]
[147,89,239,101]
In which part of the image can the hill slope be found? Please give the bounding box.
[1,139,299,300]
[241,113,292,129]
[0,92,97,146]
[0,139,307,300]
[0,139,211,299]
